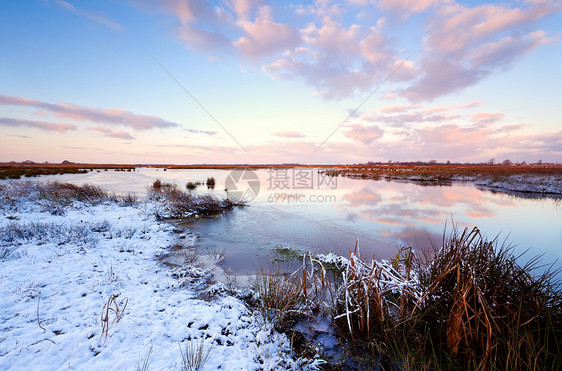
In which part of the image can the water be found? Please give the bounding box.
[4,167,561,275]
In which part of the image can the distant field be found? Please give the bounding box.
[1,162,560,180]
[324,163,562,180]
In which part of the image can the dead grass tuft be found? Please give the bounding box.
[148,179,245,218]
[332,227,562,370]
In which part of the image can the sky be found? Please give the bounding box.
[1,0,561,164]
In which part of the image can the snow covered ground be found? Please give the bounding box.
[0,182,312,370]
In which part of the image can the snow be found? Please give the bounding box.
[0,184,308,370]
[474,174,562,194]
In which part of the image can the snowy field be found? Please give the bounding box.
[0,182,315,370]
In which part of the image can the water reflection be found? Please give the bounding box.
[3,167,560,275]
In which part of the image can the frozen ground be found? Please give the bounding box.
[0,183,315,370]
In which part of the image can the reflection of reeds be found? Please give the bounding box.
[333,227,562,370]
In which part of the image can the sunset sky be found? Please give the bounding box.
[1,0,561,164]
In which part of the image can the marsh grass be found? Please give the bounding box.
[333,227,562,370]
[149,179,245,218]
[253,252,338,332]
[0,181,112,210]
[0,166,88,180]
[254,265,306,331]
[0,221,95,248]
[178,338,214,371]
[183,249,199,265]
[100,294,128,343]
[205,248,225,263]
[119,192,138,206]
[136,346,153,371]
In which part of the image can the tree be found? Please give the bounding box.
[488,158,495,165]
[502,159,512,166]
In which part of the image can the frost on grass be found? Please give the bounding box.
[148,180,245,219]
[0,181,301,370]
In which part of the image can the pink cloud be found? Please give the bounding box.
[0,94,178,131]
[379,104,421,113]
[457,101,484,109]
[89,125,135,140]
[235,6,300,57]
[472,112,504,125]
[363,109,459,127]
[186,128,218,136]
[106,131,135,140]
[344,124,384,144]
[272,131,306,138]
[228,0,265,20]
[155,0,235,51]
[264,17,407,100]
[0,117,77,133]
[402,1,560,101]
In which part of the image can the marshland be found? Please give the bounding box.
[0,165,560,370]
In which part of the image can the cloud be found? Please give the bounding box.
[378,0,440,17]
[8,134,32,139]
[264,16,412,100]
[457,101,484,109]
[402,1,560,101]
[235,6,300,57]
[272,131,306,138]
[142,0,559,103]
[0,94,179,131]
[471,112,504,125]
[363,109,459,127]
[53,0,123,31]
[62,145,103,151]
[0,117,77,133]
[343,124,384,144]
[89,125,135,140]
[186,129,218,136]
[379,104,421,114]
[154,0,235,51]
[228,0,266,19]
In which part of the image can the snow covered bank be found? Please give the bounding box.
[0,182,308,370]
[473,174,562,194]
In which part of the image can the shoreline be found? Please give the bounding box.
[1,180,560,370]
[0,182,312,370]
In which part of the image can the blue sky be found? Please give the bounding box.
[1,0,561,164]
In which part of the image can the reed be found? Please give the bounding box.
[148,179,245,218]
[178,338,214,371]
[333,227,562,370]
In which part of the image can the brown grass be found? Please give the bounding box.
[148,180,245,218]
[332,227,562,370]
[100,294,128,343]
[323,163,562,182]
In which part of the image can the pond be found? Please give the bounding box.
[4,167,561,276]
